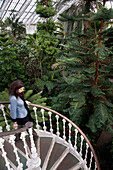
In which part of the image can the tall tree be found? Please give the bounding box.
[24,0,60,92]
[51,2,113,134]
[0,33,25,91]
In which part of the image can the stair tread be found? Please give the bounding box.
[47,142,66,169]
[4,139,28,169]
[0,154,11,170]
[1,135,83,170]
[4,140,18,167]
[57,153,79,170]
[40,137,53,166]
[15,134,38,154]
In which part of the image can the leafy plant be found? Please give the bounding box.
[0,33,26,91]
[51,6,113,135]
[36,0,56,18]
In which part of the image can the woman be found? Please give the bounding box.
[9,80,33,129]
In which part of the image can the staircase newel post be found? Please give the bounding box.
[27,128,41,170]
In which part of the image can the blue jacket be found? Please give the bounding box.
[10,95,28,121]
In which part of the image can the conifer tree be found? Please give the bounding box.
[51,2,113,135]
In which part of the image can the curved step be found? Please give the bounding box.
[42,138,55,170]
[39,135,82,170]
[0,132,85,170]
[40,137,53,166]
[55,152,80,170]
[47,142,67,169]
[0,152,16,170]
[3,138,28,169]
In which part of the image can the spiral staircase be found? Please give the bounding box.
[0,102,100,170]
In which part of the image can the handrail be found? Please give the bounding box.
[0,101,101,170]
[0,101,33,137]
[29,103,101,170]
[0,121,33,137]
[0,101,10,104]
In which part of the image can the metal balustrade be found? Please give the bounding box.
[0,101,100,170]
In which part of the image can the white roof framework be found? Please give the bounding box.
[0,0,82,25]
[0,0,112,25]
[0,0,38,25]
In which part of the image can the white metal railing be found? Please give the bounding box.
[0,102,100,170]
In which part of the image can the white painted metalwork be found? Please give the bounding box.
[55,115,60,137]
[27,128,41,170]
[20,131,29,160]
[41,109,47,132]
[89,152,93,170]
[68,123,72,146]
[80,135,84,157]
[48,111,53,134]
[0,0,9,18]
[33,107,40,131]
[0,102,100,170]
[16,0,31,20]
[0,104,10,131]
[84,143,89,165]
[74,129,78,150]
[0,0,81,26]
[9,134,23,170]
[0,137,13,170]
[62,119,66,141]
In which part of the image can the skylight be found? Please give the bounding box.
[0,0,112,26]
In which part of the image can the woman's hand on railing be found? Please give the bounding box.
[25,100,31,105]
[13,122,18,129]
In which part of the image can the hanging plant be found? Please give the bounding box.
[36,0,56,18]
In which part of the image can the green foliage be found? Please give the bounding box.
[25,1,60,92]
[0,88,48,129]
[5,14,26,40]
[37,18,58,34]
[25,89,47,106]
[36,0,56,18]
[0,89,9,101]
[0,90,13,131]
[25,89,48,123]
[91,8,113,21]
[87,102,109,133]
[25,31,59,90]
[34,78,54,91]
[50,6,113,134]
[0,33,26,91]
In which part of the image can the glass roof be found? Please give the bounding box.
[0,0,83,25]
[0,0,38,25]
[0,0,113,26]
